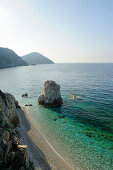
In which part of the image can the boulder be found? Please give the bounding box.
[53,118,57,121]
[12,136,21,146]
[2,130,10,141]
[22,93,28,97]
[17,145,29,167]
[38,80,63,107]
[15,100,20,108]
[69,94,76,99]
[0,90,19,127]
[58,115,65,118]
[25,104,32,106]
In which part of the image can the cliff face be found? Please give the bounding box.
[0,90,34,169]
[0,90,19,126]
[0,47,28,68]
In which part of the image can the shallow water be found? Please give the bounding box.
[0,64,113,169]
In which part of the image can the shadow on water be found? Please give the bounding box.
[17,108,51,170]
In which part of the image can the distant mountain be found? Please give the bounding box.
[22,52,54,64]
[0,47,28,68]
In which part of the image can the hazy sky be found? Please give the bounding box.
[0,0,113,63]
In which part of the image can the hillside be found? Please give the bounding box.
[0,47,28,68]
[22,52,54,64]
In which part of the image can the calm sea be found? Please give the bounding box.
[0,63,113,170]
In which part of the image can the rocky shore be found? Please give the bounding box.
[0,90,34,169]
[0,89,75,170]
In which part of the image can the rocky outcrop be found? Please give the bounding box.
[17,145,30,168]
[0,90,19,127]
[22,93,28,97]
[0,90,34,169]
[38,80,63,107]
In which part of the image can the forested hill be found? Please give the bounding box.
[0,47,28,68]
[22,52,54,64]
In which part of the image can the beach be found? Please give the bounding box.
[17,106,76,170]
[1,64,113,170]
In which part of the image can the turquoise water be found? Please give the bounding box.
[0,64,113,169]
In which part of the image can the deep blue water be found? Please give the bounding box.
[0,63,113,169]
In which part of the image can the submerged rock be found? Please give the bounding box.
[22,93,28,97]
[85,130,94,137]
[69,94,77,99]
[53,118,57,121]
[58,115,65,118]
[62,119,66,123]
[38,80,63,107]
[25,104,32,106]
[17,145,29,168]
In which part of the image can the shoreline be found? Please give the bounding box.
[17,106,77,170]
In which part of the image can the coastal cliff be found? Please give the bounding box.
[0,90,34,169]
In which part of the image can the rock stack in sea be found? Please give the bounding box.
[0,90,34,169]
[38,80,63,107]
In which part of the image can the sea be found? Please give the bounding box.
[0,63,113,170]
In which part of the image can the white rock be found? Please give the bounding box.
[38,80,63,107]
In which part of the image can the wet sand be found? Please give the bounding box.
[17,107,77,170]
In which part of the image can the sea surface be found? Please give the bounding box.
[0,63,113,170]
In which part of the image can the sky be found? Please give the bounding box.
[0,0,113,63]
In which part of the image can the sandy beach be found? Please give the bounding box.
[17,107,77,170]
